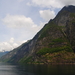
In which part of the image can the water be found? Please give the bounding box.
[0,63,75,75]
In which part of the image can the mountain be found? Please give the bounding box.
[0,51,9,57]
[1,5,75,64]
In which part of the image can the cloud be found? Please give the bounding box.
[28,0,75,8]
[2,14,37,28]
[39,9,55,21]
[2,14,44,38]
[28,0,62,8]
[9,38,14,43]
[1,14,45,52]
[0,37,28,52]
[58,0,75,6]
[0,38,18,52]
[0,21,44,52]
[2,14,44,32]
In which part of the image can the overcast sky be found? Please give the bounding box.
[0,0,75,52]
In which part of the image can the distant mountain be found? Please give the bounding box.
[0,51,9,57]
[1,5,75,64]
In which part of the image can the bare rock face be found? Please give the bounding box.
[1,5,75,64]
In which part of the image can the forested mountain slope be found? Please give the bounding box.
[1,5,75,64]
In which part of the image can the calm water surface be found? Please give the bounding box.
[0,62,75,75]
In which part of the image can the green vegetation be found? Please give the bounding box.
[38,24,49,40]
[38,21,66,40]
[19,56,32,64]
[70,13,75,17]
[38,50,75,63]
[49,38,68,46]
[37,46,73,55]
[49,42,55,45]
[52,38,65,43]
[38,21,58,40]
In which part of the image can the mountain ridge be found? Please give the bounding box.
[1,5,75,64]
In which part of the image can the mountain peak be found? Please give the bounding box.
[62,5,75,13]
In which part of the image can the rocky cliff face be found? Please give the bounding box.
[1,5,75,64]
[54,5,75,51]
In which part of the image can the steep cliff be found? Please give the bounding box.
[1,5,75,64]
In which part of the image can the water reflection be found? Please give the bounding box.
[0,62,75,75]
[20,64,75,75]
